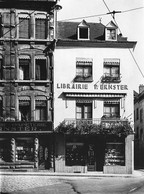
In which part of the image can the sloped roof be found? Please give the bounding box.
[57,21,105,41]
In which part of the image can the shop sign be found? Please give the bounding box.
[57,83,128,90]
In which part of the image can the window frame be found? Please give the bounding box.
[19,58,30,80]
[18,16,30,39]
[103,102,120,118]
[76,102,92,120]
[35,57,47,80]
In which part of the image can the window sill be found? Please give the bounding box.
[74,76,93,82]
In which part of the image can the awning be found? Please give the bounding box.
[104,58,120,66]
[35,56,46,60]
[104,99,120,104]
[19,96,30,101]
[64,92,126,98]
[19,55,30,59]
[35,96,46,101]
[76,58,93,66]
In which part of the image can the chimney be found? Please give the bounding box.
[139,84,144,93]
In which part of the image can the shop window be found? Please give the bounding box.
[105,141,125,166]
[16,139,34,162]
[19,18,30,39]
[76,103,92,119]
[19,100,31,121]
[104,102,120,118]
[0,59,3,80]
[35,59,47,80]
[66,142,85,166]
[19,59,30,80]
[35,100,47,121]
[75,58,93,82]
[0,139,11,162]
[102,59,120,83]
[35,18,47,39]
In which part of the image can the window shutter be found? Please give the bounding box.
[19,18,29,39]
[35,19,46,39]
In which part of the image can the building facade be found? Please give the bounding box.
[134,85,144,168]
[54,20,136,174]
[0,0,59,170]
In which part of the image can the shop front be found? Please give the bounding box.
[55,120,134,174]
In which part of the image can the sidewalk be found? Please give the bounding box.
[0,170,144,178]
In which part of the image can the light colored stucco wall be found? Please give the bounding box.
[54,47,135,129]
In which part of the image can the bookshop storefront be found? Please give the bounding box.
[55,133,134,174]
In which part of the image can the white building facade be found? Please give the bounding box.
[54,20,136,174]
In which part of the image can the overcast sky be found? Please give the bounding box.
[57,0,144,92]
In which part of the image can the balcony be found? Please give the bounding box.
[0,121,52,132]
[56,118,133,136]
[74,74,93,82]
[101,74,121,83]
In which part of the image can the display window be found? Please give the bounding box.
[0,139,11,162]
[16,139,34,162]
[65,142,85,166]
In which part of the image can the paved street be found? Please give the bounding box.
[1,171,144,194]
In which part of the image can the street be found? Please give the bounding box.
[1,172,144,194]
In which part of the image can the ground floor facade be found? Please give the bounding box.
[0,133,134,174]
[55,134,134,174]
[0,133,54,171]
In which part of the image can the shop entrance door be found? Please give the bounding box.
[87,137,105,171]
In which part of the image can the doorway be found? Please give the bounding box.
[87,136,105,171]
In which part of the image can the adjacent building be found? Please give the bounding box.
[54,20,136,174]
[134,85,144,168]
[0,0,59,170]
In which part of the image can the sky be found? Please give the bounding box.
[57,0,144,93]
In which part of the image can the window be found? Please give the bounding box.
[136,108,139,120]
[0,58,3,80]
[16,139,34,162]
[75,58,93,82]
[105,21,118,41]
[104,102,120,118]
[107,29,116,40]
[35,59,47,80]
[35,19,47,39]
[140,108,143,123]
[19,100,31,121]
[102,59,120,83]
[35,100,47,121]
[76,103,92,119]
[19,18,30,39]
[19,59,30,80]
[77,20,89,40]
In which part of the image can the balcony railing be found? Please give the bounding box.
[64,118,128,128]
[101,74,121,83]
[0,121,52,132]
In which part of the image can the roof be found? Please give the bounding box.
[57,21,105,41]
[56,21,137,49]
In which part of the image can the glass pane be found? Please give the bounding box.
[111,67,119,77]
[35,19,46,39]
[104,67,110,76]
[19,18,29,39]
[76,67,83,76]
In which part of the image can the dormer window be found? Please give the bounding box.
[105,21,118,41]
[78,20,90,40]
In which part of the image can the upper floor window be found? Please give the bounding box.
[19,98,31,121]
[35,58,47,80]
[77,20,90,40]
[105,21,117,41]
[35,18,47,39]
[35,100,47,121]
[102,58,120,83]
[76,102,92,119]
[140,108,143,123]
[19,57,30,80]
[136,108,139,120]
[0,58,3,80]
[19,16,30,39]
[103,101,120,118]
[75,58,93,82]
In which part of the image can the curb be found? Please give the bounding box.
[0,171,143,178]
